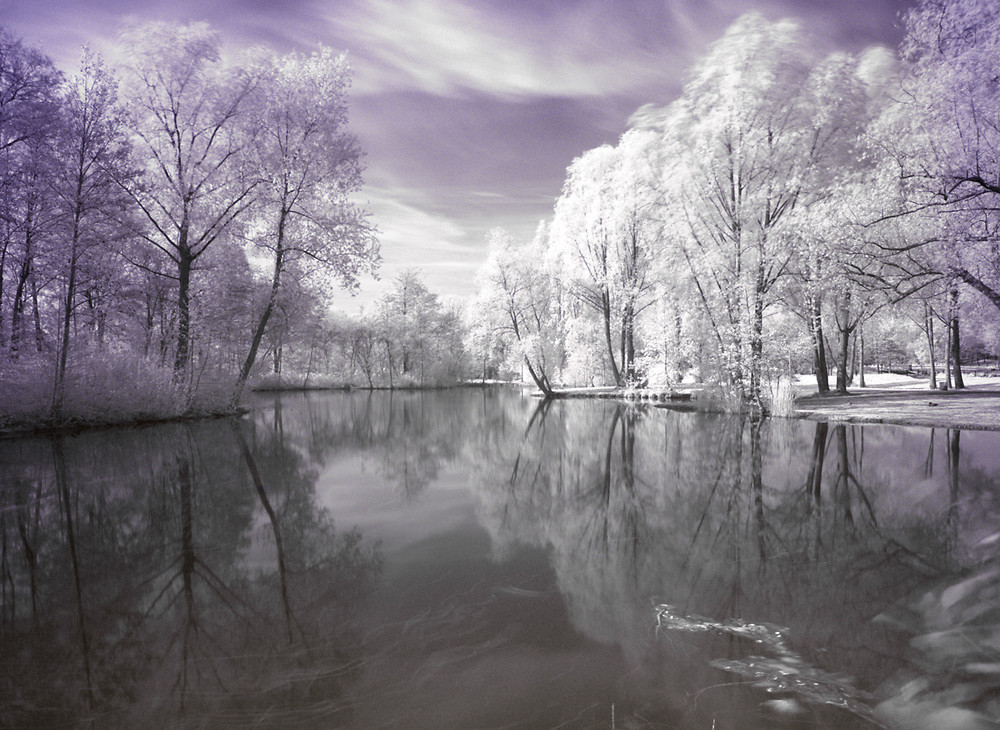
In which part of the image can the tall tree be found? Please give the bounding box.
[0,28,61,353]
[475,227,562,397]
[655,14,867,407]
[118,21,259,374]
[550,133,657,386]
[230,47,377,405]
[50,48,133,415]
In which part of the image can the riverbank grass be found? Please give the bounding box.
[0,350,236,435]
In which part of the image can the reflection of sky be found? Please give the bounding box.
[3,0,912,311]
[315,452,478,555]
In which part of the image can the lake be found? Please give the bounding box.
[1,387,998,729]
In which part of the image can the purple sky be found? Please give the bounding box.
[2,0,913,313]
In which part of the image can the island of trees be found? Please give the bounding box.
[2,0,1000,430]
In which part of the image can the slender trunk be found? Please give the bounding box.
[54,205,83,416]
[619,318,626,382]
[850,329,857,384]
[523,356,554,398]
[231,211,287,407]
[835,324,851,394]
[950,288,964,389]
[925,301,937,389]
[673,308,682,381]
[10,231,32,359]
[30,275,43,352]
[601,291,622,386]
[384,340,394,389]
[945,309,953,390]
[835,291,852,394]
[175,246,193,373]
[0,237,7,348]
[144,293,154,356]
[749,287,764,408]
[810,296,829,393]
[303,337,316,388]
[53,248,78,416]
[858,320,866,388]
[623,303,636,383]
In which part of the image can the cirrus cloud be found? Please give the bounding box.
[323,0,688,98]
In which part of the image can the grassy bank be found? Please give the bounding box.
[0,351,239,438]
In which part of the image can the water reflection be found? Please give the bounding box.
[469,398,999,727]
[2,389,999,728]
[0,419,381,728]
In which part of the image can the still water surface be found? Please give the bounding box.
[1,387,999,729]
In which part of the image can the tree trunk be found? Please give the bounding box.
[384,340,394,389]
[950,287,964,389]
[623,303,636,383]
[523,356,554,398]
[0,239,7,348]
[601,291,622,386]
[835,324,851,394]
[835,292,851,395]
[9,233,32,359]
[230,213,286,408]
[749,288,765,408]
[850,329,857,384]
[53,242,79,417]
[944,307,953,390]
[809,296,830,393]
[174,247,193,373]
[925,301,937,389]
[858,320,866,388]
[30,276,44,352]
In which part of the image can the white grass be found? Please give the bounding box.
[0,349,236,432]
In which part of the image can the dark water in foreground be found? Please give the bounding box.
[1,388,999,729]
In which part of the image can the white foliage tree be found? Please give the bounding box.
[549,131,658,386]
[474,226,563,396]
[653,13,869,406]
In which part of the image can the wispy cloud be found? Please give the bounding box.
[345,190,485,312]
[323,0,688,98]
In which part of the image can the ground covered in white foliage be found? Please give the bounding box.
[793,373,1000,431]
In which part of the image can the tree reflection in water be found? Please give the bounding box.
[0,418,381,728]
[470,398,1000,728]
[2,390,999,728]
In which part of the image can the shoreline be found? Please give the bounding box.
[0,407,250,441]
[4,376,1000,438]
